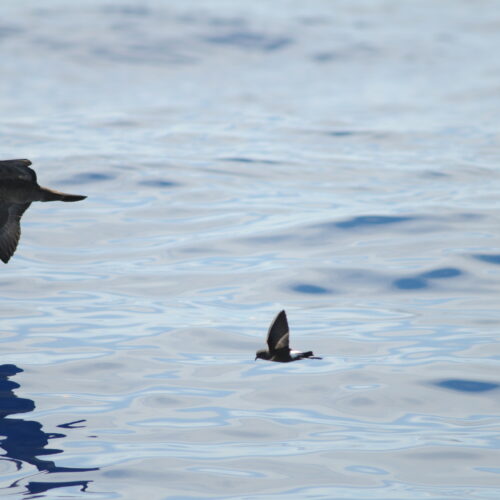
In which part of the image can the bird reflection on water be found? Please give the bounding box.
[0,364,98,495]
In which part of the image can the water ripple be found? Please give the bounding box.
[2,1,500,499]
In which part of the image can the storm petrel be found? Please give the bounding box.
[0,159,86,263]
[255,310,322,362]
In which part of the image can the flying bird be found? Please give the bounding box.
[255,310,322,362]
[0,159,86,263]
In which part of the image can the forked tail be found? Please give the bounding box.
[301,351,322,360]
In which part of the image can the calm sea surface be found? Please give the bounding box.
[1,1,500,498]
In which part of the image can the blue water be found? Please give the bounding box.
[1,1,500,498]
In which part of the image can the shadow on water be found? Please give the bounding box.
[0,364,98,496]
[432,379,500,393]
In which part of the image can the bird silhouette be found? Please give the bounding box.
[255,310,322,362]
[0,159,86,263]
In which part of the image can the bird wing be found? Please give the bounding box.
[0,159,36,183]
[266,310,290,353]
[0,202,31,263]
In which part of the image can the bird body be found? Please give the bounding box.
[255,310,321,362]
[0,159,86,263]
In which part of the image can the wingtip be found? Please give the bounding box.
[0,249,13,263]
[59,192,87,202]
[66,194,87,202]
[0,246,15,263]
[272,309,288,324]
[39,189,87,202]
[11,159,32,167]
[277,309,287,319]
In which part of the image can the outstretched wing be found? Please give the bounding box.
[266,310,290,354]
[0,159,36,183]
[0,202,31,263]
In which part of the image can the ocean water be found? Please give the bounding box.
[1,1,500,498]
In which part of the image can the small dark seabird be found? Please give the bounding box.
[0,159,86,263]
[255,310,322,362]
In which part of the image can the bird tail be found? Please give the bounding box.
[39,187,87,202]
[302,351,322,359]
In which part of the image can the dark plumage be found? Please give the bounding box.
[255,310,322,362]
[0,159,86,263]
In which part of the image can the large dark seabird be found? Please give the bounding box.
[0,159,86,263]
[255,310,322,362]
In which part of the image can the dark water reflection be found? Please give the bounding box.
[0,365,98,496]
[60,172,115,184]
[473,254,500,265]
[393,267,463,290]
[291,283,332,295]
[202,32,292,51]
[433,379,500,393]
[334,215,415,229]
[138,179,178,188]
